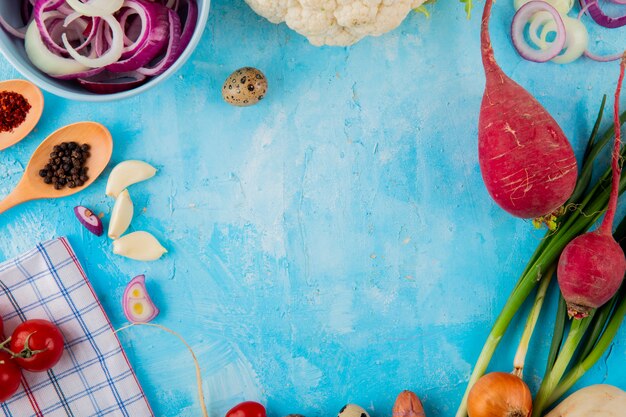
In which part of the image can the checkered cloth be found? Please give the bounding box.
[0,238,153,417]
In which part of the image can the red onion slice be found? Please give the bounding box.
[25,20,91,76]
[77,70,147,93]
[106,0,170,72]
[65,0,124,17]
[137,9,181,76]
[62,14,124,68]
[74,206,104,236]
[0,15,28,39]
[511,1,567,62]
[584,50,624,62]
[582,0,626,28]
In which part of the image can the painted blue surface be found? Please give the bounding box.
[1,1,625,416]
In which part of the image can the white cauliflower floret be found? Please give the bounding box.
[244,0,427,46]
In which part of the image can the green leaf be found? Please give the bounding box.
[460,0,473,18]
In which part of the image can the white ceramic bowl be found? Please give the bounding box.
[0,1,210,102]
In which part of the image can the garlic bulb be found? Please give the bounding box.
[108,189,133,239]
[113,231,167,261]
[467,372,532,417]
[106,160,157,198]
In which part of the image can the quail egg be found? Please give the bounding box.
[222,67,268,107]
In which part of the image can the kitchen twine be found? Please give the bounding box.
[114,323,209,417]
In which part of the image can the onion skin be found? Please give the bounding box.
[468,372,532,417]
[393,390,426,417]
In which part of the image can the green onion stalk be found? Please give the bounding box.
[455,100,626,417]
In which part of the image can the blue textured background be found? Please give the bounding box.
[1,1,625,416]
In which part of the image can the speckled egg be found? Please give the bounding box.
[337,404,370,417]
[222,67,268,107]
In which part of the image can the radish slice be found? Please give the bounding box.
[113,231,167,261]
[106,160,157,198]
[25,21,90,76]
[511,1,567,63]
[74,206,104,236]
[109,189,134,239]
[65,0,124,17]
[62,15,124,68]
[123,275,159,323]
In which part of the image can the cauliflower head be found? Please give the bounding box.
[244,0,428,46]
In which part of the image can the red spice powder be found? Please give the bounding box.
[0,90,31,133]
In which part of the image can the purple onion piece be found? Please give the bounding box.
[74,206,104,236]
[106,0,170,72]
[137,9,181,76]
[582,0,626,28]
[77,70,148,93]
[123,275,160,324]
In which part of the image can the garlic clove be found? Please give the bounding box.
[106,160,157,198]
[113,231,167,261]
[108,189,133,239]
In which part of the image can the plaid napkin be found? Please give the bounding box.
[0,238,153,417]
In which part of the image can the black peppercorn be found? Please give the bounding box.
[40,141,92,190]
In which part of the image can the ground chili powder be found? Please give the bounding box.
[0,90,31,133]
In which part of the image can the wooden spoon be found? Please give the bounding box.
[0,79,44,151]
[0,122,113,215]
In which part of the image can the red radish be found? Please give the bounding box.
[479,0,578,219]
[557,54,626,319]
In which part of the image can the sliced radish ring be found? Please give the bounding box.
[512,1,567,63]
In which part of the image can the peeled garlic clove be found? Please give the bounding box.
[106,160,157,198]
[108,189,133,239]
[113,231,167,261]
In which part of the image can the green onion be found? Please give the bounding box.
[455,103,626,417]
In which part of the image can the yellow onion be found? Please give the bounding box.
[467,372,532,417]
[393,390,426,417]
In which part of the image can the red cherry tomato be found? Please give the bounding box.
[0,351,21,402]
[225,401,266,417]
[10,320,64,372]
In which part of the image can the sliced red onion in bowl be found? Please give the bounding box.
[78,70,147,93]
[511,1,567,62]
[3,0,199,94]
